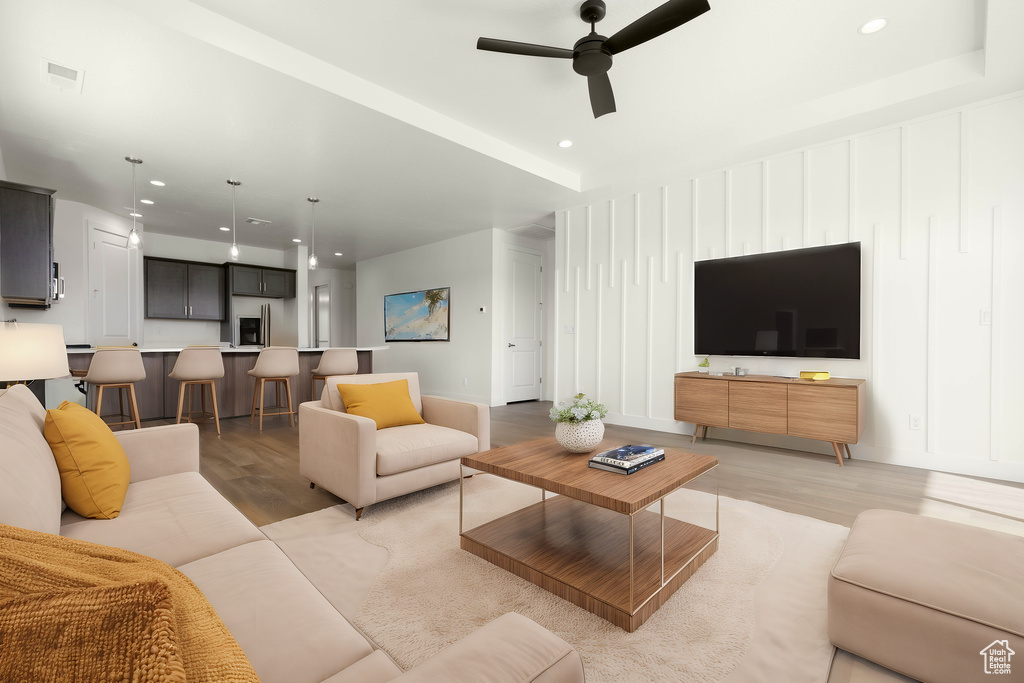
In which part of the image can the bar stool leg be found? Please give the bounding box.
[285,377,294,427]
[118,388,125,424]
[208,380,221,435]
[94,385,105,420]
[250,380,258,425]
[176,382,186,424]
[259,378,266,431]
[128,384,141,429]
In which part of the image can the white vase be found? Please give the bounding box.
[555,419,605,453]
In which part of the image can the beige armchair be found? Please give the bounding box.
[299,372,489,520]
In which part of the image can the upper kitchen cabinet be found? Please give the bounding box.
[145,257,225,321]
[228,264,295,298]
[0,180,56,309]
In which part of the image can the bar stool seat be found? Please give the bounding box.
[311,348,359,399]
[83,347,146,430]
[248,346,299,430]
[169,346,225,435]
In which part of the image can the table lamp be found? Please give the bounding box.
[0,321,70,385]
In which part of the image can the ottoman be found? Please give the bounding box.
[828,510,1024,683]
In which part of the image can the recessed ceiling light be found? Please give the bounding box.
[219,226,230,232]
[334,252,343,256]
[292,238,301,243]
[129,212,142,218]
[140,199,154,205]
[858,18,887,34]
[150,180,165,187]
[558,139,573,148]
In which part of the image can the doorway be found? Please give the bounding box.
[314,284,330,348]
[87,221,140,346]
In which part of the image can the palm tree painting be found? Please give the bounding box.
[384,287,450,341]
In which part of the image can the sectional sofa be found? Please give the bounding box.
[0,384,585,682]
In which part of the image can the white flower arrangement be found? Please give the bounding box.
[549,393,608,424]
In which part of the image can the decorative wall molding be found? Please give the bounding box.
[619,259,628,414]
[661,186,669,283]
[585,205,592,291]
[608,199,616,288]
[564,210,572,291]
[573,266,581,396]
[633,193,641,286]
[596,263,604,403]
[646,256,654,418]
[926,216,939,453]
[990,206,1002,461]
[960,111,970,254]
[900,126,909,260]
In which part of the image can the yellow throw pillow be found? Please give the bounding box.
[43,401,131,520]
[336,380,425,430]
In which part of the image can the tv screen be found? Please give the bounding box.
[694,243,861,359]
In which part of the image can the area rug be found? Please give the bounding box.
[263,476,849,683]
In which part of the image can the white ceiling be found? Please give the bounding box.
[0,0,1021,270]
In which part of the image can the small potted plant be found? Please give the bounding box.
[697,357,710,373]
[550,393,608,453]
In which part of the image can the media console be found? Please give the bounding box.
[673,372,865,466]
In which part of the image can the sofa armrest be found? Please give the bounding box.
[298,401,379,508]
[114,423,199,482]
[421,396,490,452]
[394,613,583,683]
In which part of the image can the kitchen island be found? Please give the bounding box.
[66,347,385,422]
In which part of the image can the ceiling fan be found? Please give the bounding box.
[477,0,711,118]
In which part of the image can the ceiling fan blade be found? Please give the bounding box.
[588,72,616,118]
[477,37,573,59]
[604,0,710,55]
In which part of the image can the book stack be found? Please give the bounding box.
[588,445,665,474]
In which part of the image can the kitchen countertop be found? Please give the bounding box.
[66,346,388,354]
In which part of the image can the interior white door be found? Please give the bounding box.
[504,247,543,402]
[88,222,139,346]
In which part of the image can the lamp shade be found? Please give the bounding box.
[0,322,70,382]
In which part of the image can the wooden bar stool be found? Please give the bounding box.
[248,346,299,430]
[83,347,146,430]
[310,348,359,399]
[169,346,225,435]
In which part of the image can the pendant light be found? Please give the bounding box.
[125,156,143,249]
[307,197,319,271]
[227,179,241,261]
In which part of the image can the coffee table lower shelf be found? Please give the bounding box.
[460,495,718,632]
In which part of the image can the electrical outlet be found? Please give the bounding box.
[909,414,923,431]
[463,377,468,386]
[980,309,992,325]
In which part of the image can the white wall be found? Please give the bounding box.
[0,140,7,181]
[0,199,136,345]
[357,230,494,403]
[307,267,356,347]
[555,93,1024,482]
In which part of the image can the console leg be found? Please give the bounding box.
[691,425,702,446]
[831,442,845,467]
[354,507,365,521]
[844,443,852,460]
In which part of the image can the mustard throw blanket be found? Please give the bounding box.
[0,523,260,682]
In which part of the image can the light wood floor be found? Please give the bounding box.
[162,401,1024,533]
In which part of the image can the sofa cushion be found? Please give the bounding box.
[179,540,377,683]
[376,423,478,476]
[60,471,265,567]
[0,385,62,534]
[44,401,131,520]
[321,650,401,683]
[828,510,1024,683]
[337,380,425,430]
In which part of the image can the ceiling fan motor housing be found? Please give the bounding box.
[573,34,612,76]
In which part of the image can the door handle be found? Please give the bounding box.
[508,343,516,348]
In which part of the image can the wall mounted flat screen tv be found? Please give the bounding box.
[694,243,861,359]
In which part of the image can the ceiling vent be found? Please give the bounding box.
[40,58,84,93]
[245,217,272,226]
[507,223,555,240]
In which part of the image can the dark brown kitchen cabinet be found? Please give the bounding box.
[0,180,56,308]
[228,264,295,298]
[145,257,225,321]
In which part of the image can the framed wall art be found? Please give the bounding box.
[384,287,450,342]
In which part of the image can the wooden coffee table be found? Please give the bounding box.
[460,437,719,632]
